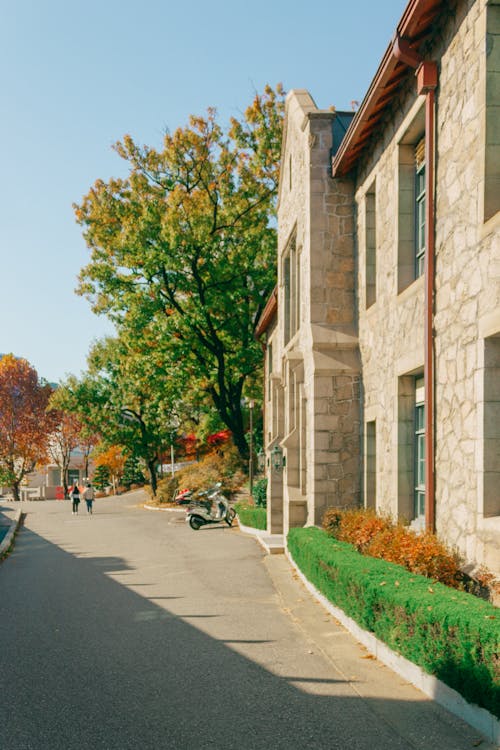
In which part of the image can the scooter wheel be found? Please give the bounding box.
[226,508,236,527]
[189,515,204,530]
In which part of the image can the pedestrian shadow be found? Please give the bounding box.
[0,525,493,750]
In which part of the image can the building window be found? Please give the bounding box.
[365,420,376,509]
[397,105,425,293]
[284,255,291,344]
[365,183,376,308]
[267,342,273,402]
[414,139,426,278]
[283,233,299,345]
[68,469,80,485]
[300,392,307,494]
[288,367,296,433]
[398,375,415,520]
[483,335,500,516]
[414,377,425,521]
[485,4,500,223]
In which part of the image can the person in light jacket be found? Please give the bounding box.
[83,482,95,514]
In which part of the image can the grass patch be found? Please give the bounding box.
[234,503,267,530]
[288,526,500,719]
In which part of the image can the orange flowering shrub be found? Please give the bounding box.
[337,509,393,553]
[366,526,460,587]
[322,507,462,588]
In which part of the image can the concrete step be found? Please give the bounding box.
[257,534,285,554]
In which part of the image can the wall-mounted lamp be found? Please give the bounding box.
[271,444,285,472]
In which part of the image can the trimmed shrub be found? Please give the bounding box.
[288,527,500,718]
[149,474,179,503]
[252,477,268,507]
[93,464,110,492]
[174,446,245,497]
[234,503,267,530]
[322,507,461,587]
[146,445,246,503]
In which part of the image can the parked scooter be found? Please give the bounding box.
[173,488,194,505]
[186,483,236,530]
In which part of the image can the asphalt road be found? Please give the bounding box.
[0,493,494,750]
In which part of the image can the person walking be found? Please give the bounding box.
[69,481,81,514]
[83,482,95,514]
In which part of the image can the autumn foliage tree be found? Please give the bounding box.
[0,354,53,501]
[46,407,83,499]
[47,381,99,497]
[94,445,126,495]
[75,85,284,459]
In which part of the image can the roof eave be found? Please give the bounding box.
[255,286,278,339]
[331,0,443,177]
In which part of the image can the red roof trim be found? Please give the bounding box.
[331,0,443,177]
[255,286,278,339]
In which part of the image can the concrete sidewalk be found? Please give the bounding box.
[238,520,500,747]
[0,502,22,557]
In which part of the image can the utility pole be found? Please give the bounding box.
[249,399,254,496]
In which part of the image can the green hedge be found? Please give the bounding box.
[252,477,268,507]
[235,503,267,531]
[288,526,500,718]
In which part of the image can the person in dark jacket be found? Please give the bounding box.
[70,482,80,514]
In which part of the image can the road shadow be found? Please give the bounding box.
[0,502,16,524]
[0,525,491,750]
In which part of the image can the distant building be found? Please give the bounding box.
[258,0,500,574]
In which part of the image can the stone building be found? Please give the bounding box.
[257,0,500,574]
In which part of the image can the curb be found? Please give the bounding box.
[0,509,22,558]
[236,518,267,537]
[286,546,500,747]
[237,518,285,554]
[143,503,185,513]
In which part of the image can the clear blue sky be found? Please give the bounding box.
[0,0,406,383]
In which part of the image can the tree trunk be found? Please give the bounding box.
[62,472,69,499]
[231,424,249,461]
[147,459,157,496]
[12,481,21,503]
[210,387,249,461]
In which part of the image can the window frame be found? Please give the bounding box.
[282,231,299,346]
[414,377,425,520]
[415,160,426,278]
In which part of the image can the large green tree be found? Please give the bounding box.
[47,382,100,497]
[75,85,284,458]
[73,334,186,495]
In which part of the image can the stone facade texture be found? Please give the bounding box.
[263,0,500,575]
[265,92,360,535]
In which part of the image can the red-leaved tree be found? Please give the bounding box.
[0,354,53,501]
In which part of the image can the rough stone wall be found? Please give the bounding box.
[308,162,360,523]
[354,0,500,573]
[267,90,359,536]
[433,0,500,571]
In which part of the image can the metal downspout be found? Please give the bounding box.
[422,78,437,533]
[393,36,438,533]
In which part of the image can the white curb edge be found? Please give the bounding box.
[236,517,268,537]
[143,503,185,513]
[286,547,500,747]
[0,509,22,558]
